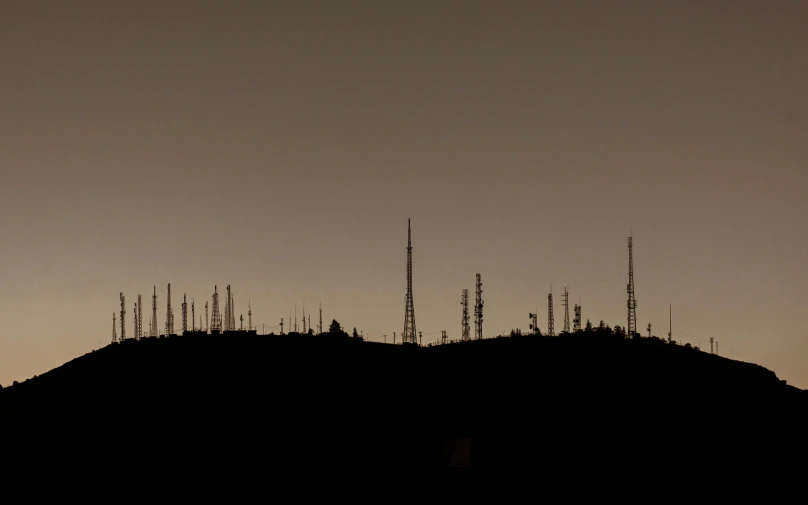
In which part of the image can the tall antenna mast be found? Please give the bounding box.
[627,235,638,337]
[573,302,581,332]
[166,283,174,336]
[191,299,195,331]
[211,286,221,333]
[562,287,570,333]
[151,286,158,337]
[137,294,143,339]
[403,218,417,344]
[319,303,323,334]
[133,301,138,340]
[294,305,298,333]
[248,300,252,331]
[112,312,117,343]
[119,293,126,342]
[303,303,307,333]
[547,285,555,337]
[474,273,483,340]
[280,318,284,335]
[182,294,188,334]
[205,301,209,333]
[529,310,538,334]
[240,314,244,331]
[461,289,470,341]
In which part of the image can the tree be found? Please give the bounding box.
[329,319,343,334]
[352,327,359,338]
[585,319,593,331]
[598,320,606,330]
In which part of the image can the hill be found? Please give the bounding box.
[3,331,807,499]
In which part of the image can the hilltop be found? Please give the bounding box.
[3,330,807,498]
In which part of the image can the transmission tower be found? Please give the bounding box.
[119,293,126,342]
[474,273,483,340]
[573,303,582,332]
[547,287,554,337]
[112,313,117,343]
[133,302,138,341]
[647,322,652,338]
[319,303,323,334]
[151,286,158,337]
[191,299,195,331]
[211,286,221,333]
[165,284,174,336]
[461,289,470,341]
[248,300,252,331]
[303,303,307,333]
[562,287,570,333]
[710,337,714,355]
[441,330,447,345]
[308,315,311,334]
[182,294,188,333]
[280,318,284,335]
[529,311,538,334]
[627,235,638,337]
[403,218,417,344]
[224,285,231,332]
[205,301,209,333]
[240,314,244,331]
[137,294,143,339]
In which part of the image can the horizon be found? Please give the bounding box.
[1,1,806,388]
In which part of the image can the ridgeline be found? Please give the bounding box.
[3,329,807,498]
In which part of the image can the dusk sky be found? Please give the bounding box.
[1,1,806,387]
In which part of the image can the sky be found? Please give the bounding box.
[1,1,806,388]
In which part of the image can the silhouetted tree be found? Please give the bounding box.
[585,319,593,331]
[329,319,343,334]
[613,325,626,337]
[598,320,606,330]
[352,327,359,338]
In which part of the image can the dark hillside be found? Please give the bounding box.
[3,332,807,499]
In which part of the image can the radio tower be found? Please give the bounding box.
[182,294,188,333]
[133,301,138,340]
[547,287,555,337]
[205,301,209,333]
[474,274,483,340]
[137,294,143,339]
[573,303,582,332]
[224,286,231,332]
[461,289,470,341]
[403,218,417,344]
[112,313,117,343]
[627,235,638,337]
[529,311,538,334]
[119,293,126,341]
[211,286,221,333]
[280,318,285,335]
[562,287,570,333]
[191,299,195,331]
[166,284,174,336]
[151,286,158,337]
[302,303,307,333]
[318,303,323,334]
[248,300,252,331]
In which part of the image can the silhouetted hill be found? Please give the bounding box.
[4,332,807,499]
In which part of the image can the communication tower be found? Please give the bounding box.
[112,313,117,343]
[573,303,582,332]
[461,289,470,341]
[474,274,483,340]
[151,286,158,337]
[627,235,638,337]
[529,311,538,334]
[211,286,221,333]
[403,219,417,344]
[248,300,252,331]
[166,283,174,336]
[119,293,126,342]
[182,294,188,333]
[547,287,554,337]
[562,287,570,333]
[137,294,143,339]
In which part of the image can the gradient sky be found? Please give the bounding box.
[2,1,806,387]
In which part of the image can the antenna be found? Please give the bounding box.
[562,287,570,333]
[319,303,323,334]
[647,322,652,338]
[248,300,252,331]
[191,299,195,332]
[151,286,158,338]
[112,312,117,343]
[133,301,138,340]
[165,283,173,337]
[303,303,307,333]
[240,314,244,331]
[461,289,470,341]
[280,318,284,335]
[403,218,417,344]
[119,293,126,342]
[211,286,221,333]
[547,285,554,337]
[205,301,209,333]
[710,336,714,355]
[529,311,538,334]
[182,294,188,334]
[573,302,581,332]
[295,304,298,333]
[441,330,447,345]
[627,235,638,337]
[474,273,483,340]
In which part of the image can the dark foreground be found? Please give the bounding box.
[3,332,807,499]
